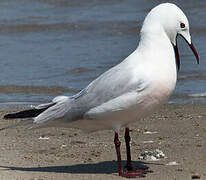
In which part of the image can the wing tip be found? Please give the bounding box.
[4,113,17,119]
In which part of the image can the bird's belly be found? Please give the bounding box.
[63,80,176,132]
[63,102,158,132]
[64,94,171,132]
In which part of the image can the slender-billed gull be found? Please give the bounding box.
[4,3,199,178]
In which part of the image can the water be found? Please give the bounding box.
[0,0,205,107]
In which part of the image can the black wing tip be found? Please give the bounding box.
[3,107,50,120]
[3,103,56,120]
[3,109,38,119]
[4,112,24,119]
[4,113,13,119]
[4,112,21,119]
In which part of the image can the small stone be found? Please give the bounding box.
[61,144,67,148]
[166,161,179,166]
[143,131,158,134]
[38,136,49,140]
[191,174,201,179]
[142,140,154,144]
[176,168,183,171]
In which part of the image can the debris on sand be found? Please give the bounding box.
[38,136,49,140]
[138,149,165,161]
[191,173,201,179]
[166,161,179,166]
[143,131,158,135]
[142,140,154,144]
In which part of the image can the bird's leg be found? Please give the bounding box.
[124,127,153,174]
[124,127,132,171]
[114,132,145,178]
[114,132,123,174]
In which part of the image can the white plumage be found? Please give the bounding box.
[4,3,199,178]
[28,3,190,132]
[5,3,199,134]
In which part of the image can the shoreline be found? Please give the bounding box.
[0,103,205,180]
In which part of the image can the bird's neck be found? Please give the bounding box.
[139,23,172,50]
[136,23,177,77]
[138,23,176,65]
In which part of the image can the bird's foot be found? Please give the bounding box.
[125,165,153,174]
[119,170,146,178]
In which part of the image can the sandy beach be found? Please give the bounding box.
[0,103,205,180]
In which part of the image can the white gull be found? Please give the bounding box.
[4,3,199,178]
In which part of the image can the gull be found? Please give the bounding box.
[3,3,199,178]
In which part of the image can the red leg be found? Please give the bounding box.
[124,128,153,174]
[114,132,122,175]
[114,132,145,178]
[124,127,132,170]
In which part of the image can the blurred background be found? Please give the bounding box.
[0,0,205,107]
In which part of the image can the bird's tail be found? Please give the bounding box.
[4,103,55,119]
[2,102,56,131]
[2,96,69,131]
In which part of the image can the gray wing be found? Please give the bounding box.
[72,60,149,114]
[33,57,148,125]
[84,91,142,120]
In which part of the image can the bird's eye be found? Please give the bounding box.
[180,23,185,29]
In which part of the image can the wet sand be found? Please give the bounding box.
[0,103,206,180]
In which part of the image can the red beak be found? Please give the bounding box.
[174,35,199,71]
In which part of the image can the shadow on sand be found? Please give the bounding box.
[0,160,163,174]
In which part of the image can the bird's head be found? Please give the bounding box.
[142,3,199,70]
